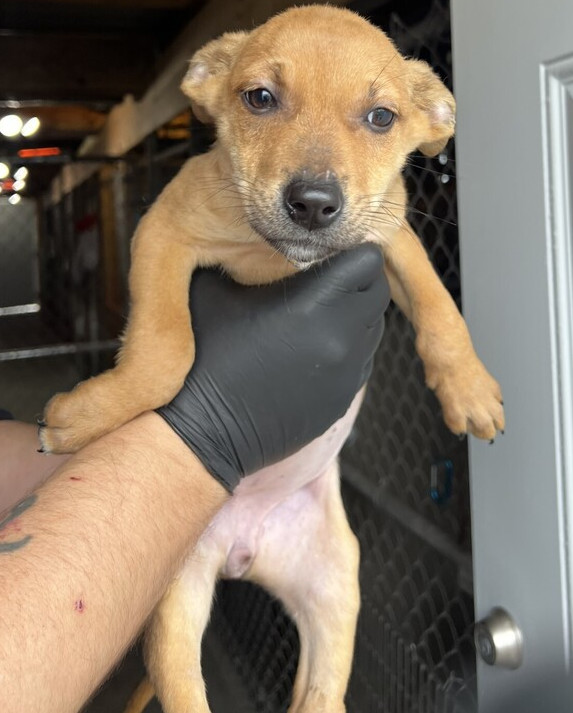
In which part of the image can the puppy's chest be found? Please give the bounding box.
[198,392,364,578]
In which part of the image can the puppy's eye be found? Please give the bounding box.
[366,107,396,131]
[243,88,277,113]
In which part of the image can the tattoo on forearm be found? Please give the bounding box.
[0,494,36,553]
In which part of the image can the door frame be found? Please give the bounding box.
[451,1,573,708]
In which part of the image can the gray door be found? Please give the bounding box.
[451,1,573,709]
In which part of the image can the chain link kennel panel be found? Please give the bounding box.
[206,1,477,711]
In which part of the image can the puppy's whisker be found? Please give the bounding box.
[406,153,458,168]
[379,199,458,227]
[404,158,456,179]
[358,190,457,230]
[406,209,457,227]
[366,204,425,248]
[190,186,246,208]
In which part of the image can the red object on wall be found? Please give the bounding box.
[18,147,61,158]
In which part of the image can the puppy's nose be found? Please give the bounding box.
[284,178,343,230]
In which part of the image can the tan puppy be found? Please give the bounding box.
[41,5,503,711]
[40,5,502,453]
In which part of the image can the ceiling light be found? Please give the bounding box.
[13,179,26,192]
[21,117,40,137]
[14,167,28,181]
[0,115,23,138]
[8,194,21,205]
[0,162,9,179]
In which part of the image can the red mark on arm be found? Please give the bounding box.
[69,477,82,482]
[74,599,86,613]
[0,519,22,540]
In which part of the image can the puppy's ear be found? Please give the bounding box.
[407,59,456,157]
[182,32,249,124]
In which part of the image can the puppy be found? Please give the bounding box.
[42,5,504,711]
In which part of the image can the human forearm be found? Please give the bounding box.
[0,412,227,713]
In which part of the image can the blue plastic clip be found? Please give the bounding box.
[430,458,453,505]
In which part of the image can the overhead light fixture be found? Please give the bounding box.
[14,167,28,181]
[0,162,9,179]
[13,179,26,192]
[0,114,23,137]
[21,117,40,137]
[8,193,21,205]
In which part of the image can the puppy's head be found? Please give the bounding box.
[182,5,455,267]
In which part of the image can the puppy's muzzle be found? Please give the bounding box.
[284,177,343,231]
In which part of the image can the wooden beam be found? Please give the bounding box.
[80,0,348,157]
[26,106,107,135]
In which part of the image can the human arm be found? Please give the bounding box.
[0,413,225,713]
[0,243,389,713]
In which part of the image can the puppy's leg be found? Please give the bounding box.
[123,677,155,713]
[41,211,199,453]
[144,540,223,713]
[248,463,360,713]
[384,224,505,440]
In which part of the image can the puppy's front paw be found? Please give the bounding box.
[428,356,505,441]
[40,388,98,454]
[40,374,126,454]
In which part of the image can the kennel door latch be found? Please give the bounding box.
[474,607,524,669]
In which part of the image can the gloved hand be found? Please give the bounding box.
[157,243,390,492]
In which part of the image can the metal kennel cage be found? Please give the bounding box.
[207,0,478,711]
[0,131,196,423]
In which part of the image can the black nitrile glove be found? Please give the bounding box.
[157,243,390,492]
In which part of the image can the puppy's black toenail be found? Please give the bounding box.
[37,447,45,453]
[37,418,46,428]
[489,439,495,445]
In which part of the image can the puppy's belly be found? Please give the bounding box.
[197,391,364,579]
